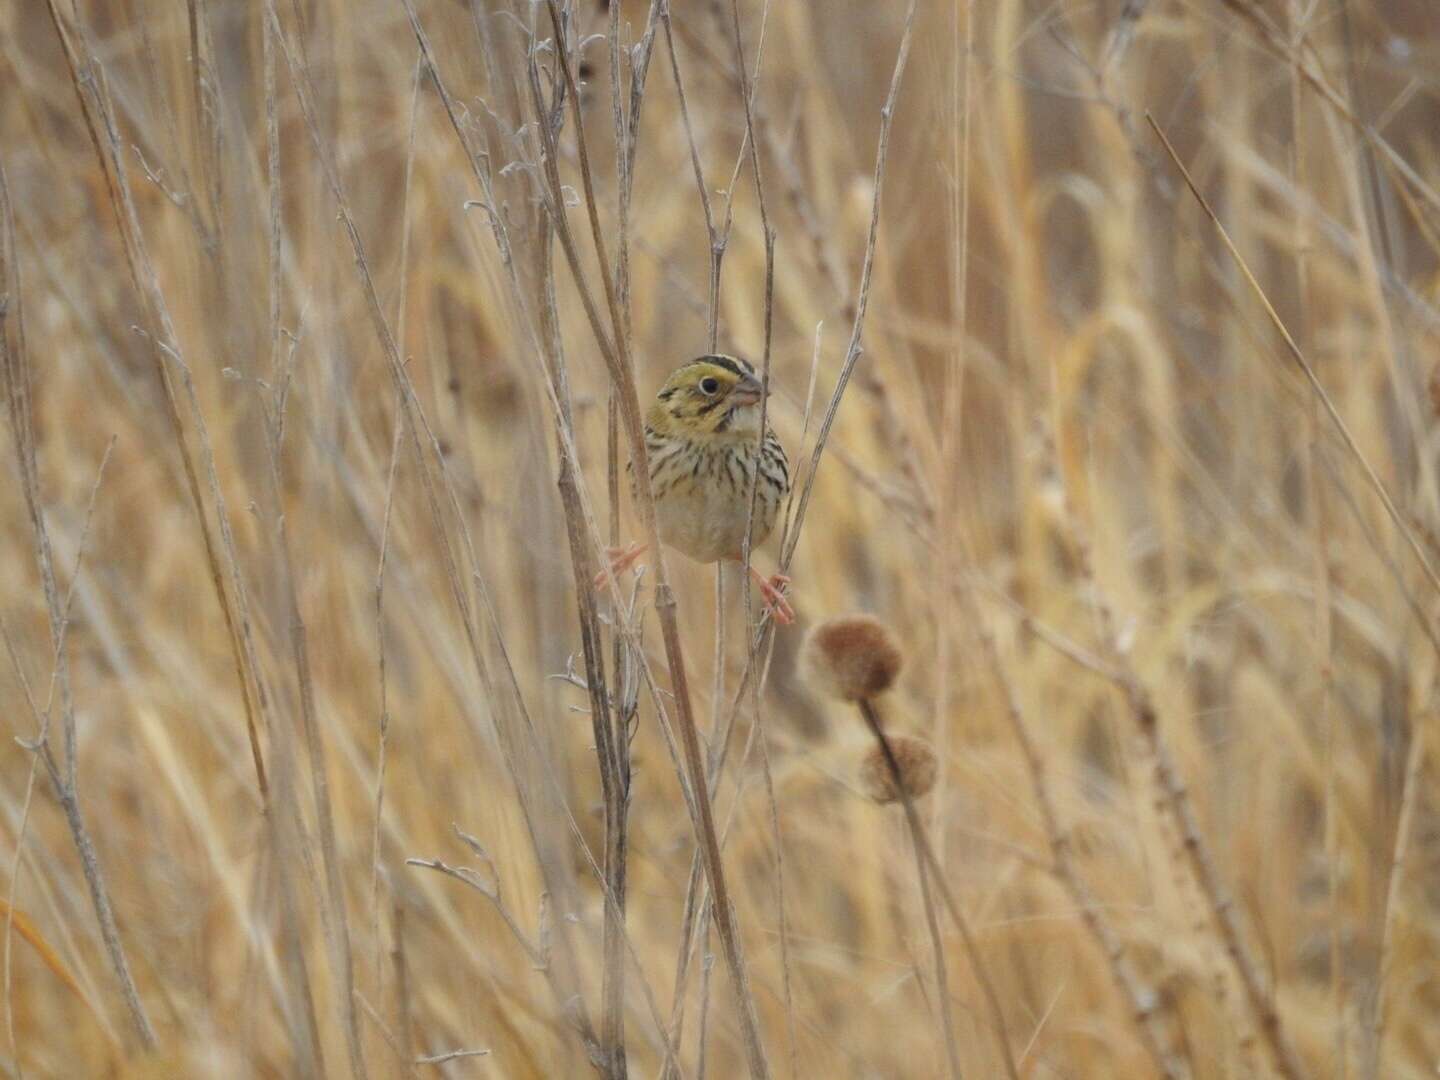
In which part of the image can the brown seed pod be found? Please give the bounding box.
[801,615,903,702]
[859,734,938,804]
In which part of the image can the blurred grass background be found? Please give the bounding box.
[3,0,1440,1076]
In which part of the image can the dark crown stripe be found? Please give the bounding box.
[695,353,752,377]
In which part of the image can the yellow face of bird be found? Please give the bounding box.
[646,355,767,438]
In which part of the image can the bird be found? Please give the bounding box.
[597,353,795,624]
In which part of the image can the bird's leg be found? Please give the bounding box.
[748,565,795,625]
[594,541,649,588]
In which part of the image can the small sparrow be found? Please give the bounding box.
[599,354,794,623]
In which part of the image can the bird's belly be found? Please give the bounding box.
[642,433,784,567]
[655,479,753,564]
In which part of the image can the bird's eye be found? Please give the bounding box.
[699,377,720,395]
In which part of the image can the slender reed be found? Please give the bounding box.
[1,155,157,1053]
[801,616,1019,1080]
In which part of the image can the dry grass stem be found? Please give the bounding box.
[857,699,1020,1080]
[1,156,156,1052]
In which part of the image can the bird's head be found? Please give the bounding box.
[646,354,767,438]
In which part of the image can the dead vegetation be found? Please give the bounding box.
[2,0,1440,1076]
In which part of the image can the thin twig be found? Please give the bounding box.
[44,0,272,815]
[1028,429,1310,1080]
[0,151,157,1052]
[660,8,920,1059]
[534,5,770,1073]
[371,407,405,989]
[1149,115,1440,603]
[280,3,627,1057]
[1,440,119,1068]
[1216,0,1440,226]
[933,0,977,863]
[257,338,371,1080]
[354,989,421,1080]
[415,1048,491,1066]
[1370,717,1427,1067]
[535,203,629,1080]
[962,590,1187,1078]
[859,701,1019,1080]
[719,1,798,1048]
[393,16,697,1069]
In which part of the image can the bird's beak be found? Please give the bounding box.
[729,374,764,407]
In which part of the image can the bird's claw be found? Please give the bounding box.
[594,542,647,588]
[753,571,795,625]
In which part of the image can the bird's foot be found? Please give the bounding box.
[594,542,649,588]
[749,567,795,625]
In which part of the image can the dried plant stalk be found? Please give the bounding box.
[858,701,1019,1080]
[531,4,769,1074]
[967,602,1186,1078]
[0,152,157,1053]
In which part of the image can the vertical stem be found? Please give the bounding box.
[713,563,728,768]
[962,585,1184,1077]
[276,516,370,1080]
[855,710,963,1078]
[56,783,158,1050]
[907,799,965,1080]
[0,155,158,1054]
[935,0,975,857]
[537,215,628,1079]
[858,700,1019,1080]
[536,7,769,1073]
[1285,7,1341,1072]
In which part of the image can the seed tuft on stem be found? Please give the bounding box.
[801,614,903,703]
[859,734,937,804]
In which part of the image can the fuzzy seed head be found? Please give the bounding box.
[801,615,904,702]
[859,735,938,804]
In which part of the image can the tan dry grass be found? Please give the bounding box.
[3,0,1440,1076]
